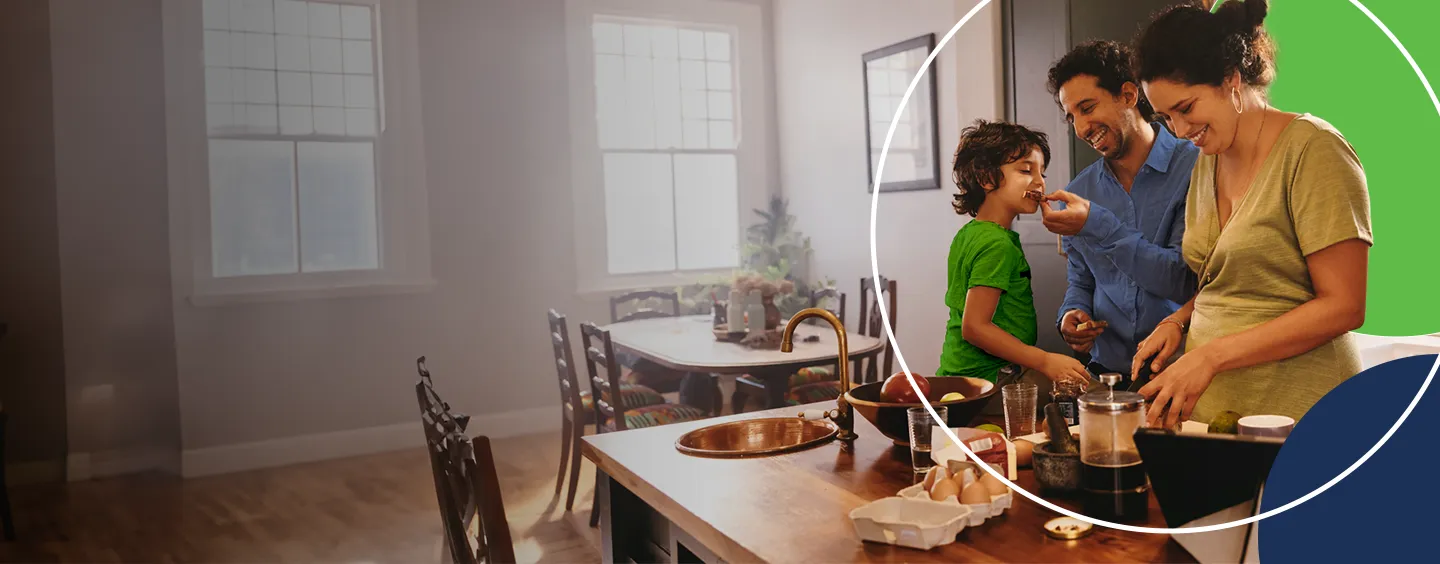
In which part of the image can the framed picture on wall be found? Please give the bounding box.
[862,33,941,193]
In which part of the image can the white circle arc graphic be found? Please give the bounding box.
[870,0,1440,535]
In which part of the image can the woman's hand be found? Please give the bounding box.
[1131,320,1184,376]
[1137,347,1219,429]
[1040,352,1090,387]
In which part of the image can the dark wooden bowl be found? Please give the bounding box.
[844,376,998,446]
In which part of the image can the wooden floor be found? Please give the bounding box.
[0,430,603,563]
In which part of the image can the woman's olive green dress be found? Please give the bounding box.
[1182,114,1373,423]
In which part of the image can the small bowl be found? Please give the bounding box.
[844,377,997,446]
[1031,441,1082,494]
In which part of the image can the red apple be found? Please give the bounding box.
[880,372,931,403]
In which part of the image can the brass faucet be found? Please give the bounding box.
[781,307,856,442]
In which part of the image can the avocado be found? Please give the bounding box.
[1208,411,1242,434]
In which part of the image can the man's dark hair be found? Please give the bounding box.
[1046,39,1155,119]
[950,119,1050,217]
[1134,0,1276,89]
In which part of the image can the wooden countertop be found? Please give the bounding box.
[582,402,1195,563]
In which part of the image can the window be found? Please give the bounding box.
[166,0,433,304]
[566,0,769,293]
[203,0,381,276]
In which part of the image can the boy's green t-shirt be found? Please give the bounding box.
[938,219,1038,382]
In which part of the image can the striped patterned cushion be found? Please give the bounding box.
[785,380,843,406]
[605,403,708,431]
[581,383,665,413]
[737,366,836,389]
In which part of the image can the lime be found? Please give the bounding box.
[976,423,1005,434]
[940,392,966,402]
[1208,411,1242,434]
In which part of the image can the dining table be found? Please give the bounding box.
[599,315,887,409]
[581,399,1197,563]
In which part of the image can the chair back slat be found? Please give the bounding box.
[414,357,516,564]
[579,322,627,432]
[610,290,681,323]
[809,287,847,327]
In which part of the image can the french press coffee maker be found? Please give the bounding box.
[1078,373,1149,521]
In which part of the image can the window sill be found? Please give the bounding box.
[576,269,736,297]
[187,278,437,307]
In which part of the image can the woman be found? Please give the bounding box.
[1128,0,1372,429]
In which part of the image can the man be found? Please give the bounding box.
[1039,40,1199,385]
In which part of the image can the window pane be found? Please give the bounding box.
[679,60,705,91]
[682,120,708,149]
[706,62,732,91]
[243,104,278,133]
[280,106,314,135]
[309,2,343,38]
[274,0,308,36]
[313,74,345,107]
[314,107,346,134]
[203,0,230,30]
[297,141,379,272]
[244,69,277,104]
[603,153,676,274]
[622,25,651,57]
[310,38,343,73]
[344,75,375,108]
[278,71,312,105]
[206,68,233,104]
[674,154,738,270]
[651,26,678,59]
[678,29,705,59]
[681,91,707,119]
[706,91,732,120]
[342,40,373,75]
[204,31,231,67]
[704,32,731,62]
[708,120,734,149]
[245,32,276,70]
[209,139,297,277]
[652,60,682,149]
[341,5,372,40]
[345,108,376,137]
[276,35,310,71]
[208,103,236,133]
[231,0,274,33]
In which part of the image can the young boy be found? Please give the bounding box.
[937,120,1089,387]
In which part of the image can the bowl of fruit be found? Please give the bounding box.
[845,372,999,446]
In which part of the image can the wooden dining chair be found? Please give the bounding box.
[546,309,664,514]
[856,276,898,385]
[415,357,515,564]
[609,290,722,416]
[579,321,707,527]
[730,286,848,413]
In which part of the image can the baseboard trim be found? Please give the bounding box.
[66,446,180,482]
[181,404,560,478]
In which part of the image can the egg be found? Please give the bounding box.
[929,477,961,502]
[1015,439,1035,468]
[979,472,1009,496]
[960,480,991,505]
[921,465,950,491]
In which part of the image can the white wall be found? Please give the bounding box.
[774,0,1003,376]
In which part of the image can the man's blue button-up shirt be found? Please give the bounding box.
[1058,122,1200,377]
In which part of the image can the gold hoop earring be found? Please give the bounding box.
[1231,88,1243,114]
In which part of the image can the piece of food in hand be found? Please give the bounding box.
[1014,439,1035,468]
[1076,320,1109,331]
[880,372,931,403]
[929,477,961,501]
[939,392,966,402]
[922,465,951,491]
[960,480,991,504]
[1208,411,1242,434]
[1024,189,1046,202]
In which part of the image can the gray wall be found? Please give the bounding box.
[49,0,183,471]
[0,0,68,481]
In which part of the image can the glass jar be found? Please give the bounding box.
[1077,388,1149,522]
[1050,378,1085,426]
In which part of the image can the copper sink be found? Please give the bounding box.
[675,418,840,458]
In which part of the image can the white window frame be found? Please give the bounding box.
[564,0,771,294]
[162,0,433,306]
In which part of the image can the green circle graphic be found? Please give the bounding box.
[1265,0,1440,336]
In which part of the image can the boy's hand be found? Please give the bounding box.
[1040,191,1090,236]
[1059,309,1105,353]
[1039,353,1090,387]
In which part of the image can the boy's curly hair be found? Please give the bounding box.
[950,119,1050,217]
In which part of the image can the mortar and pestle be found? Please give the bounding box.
[1031,403,1082,494]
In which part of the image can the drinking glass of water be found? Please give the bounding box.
[1002,383,1038,439]
[907,406,947,473]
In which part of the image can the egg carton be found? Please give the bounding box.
[898,467,1013,527]
[849,497,975,550]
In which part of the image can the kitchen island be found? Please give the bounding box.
[582,401,1196,563]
